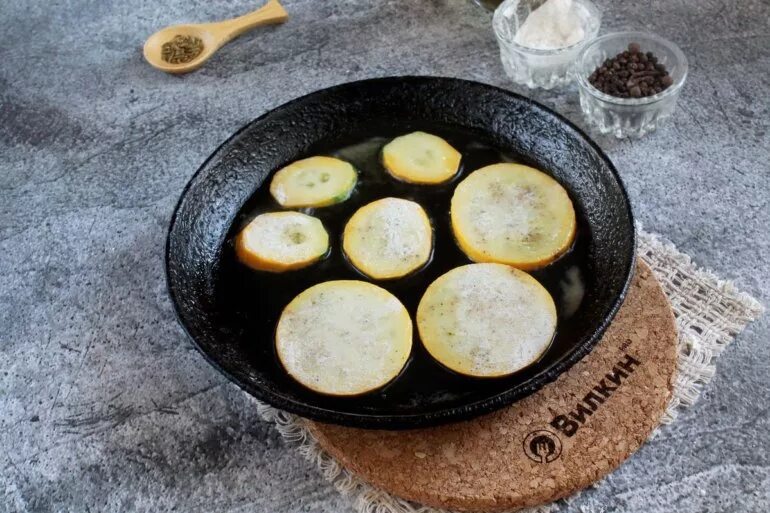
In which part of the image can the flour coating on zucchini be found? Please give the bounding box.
[416,263,556,378]
[275,280,412,396]
[270,156,357,208]
[451,163,576,270]
[343,197,432,280]
[236,212,328,272]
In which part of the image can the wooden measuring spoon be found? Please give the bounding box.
[143,0,288,74]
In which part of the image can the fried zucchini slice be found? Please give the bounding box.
[275,280,412,396]
[270,156,357,208]
[382,131,461,184]
[343,197,432,280]
[236,212,328,272]
[416,263,556,378]
[451,163,576,270]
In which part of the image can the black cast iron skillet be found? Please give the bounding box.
[166,76,636,429]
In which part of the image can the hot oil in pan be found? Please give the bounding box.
[219,125,591,414]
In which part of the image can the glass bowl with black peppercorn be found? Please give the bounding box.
[576,31,688,138]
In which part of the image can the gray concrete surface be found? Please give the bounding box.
[1,0,768,511]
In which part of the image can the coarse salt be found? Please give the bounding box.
[514,0,585,50]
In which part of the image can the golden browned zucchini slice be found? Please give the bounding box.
[343,197,432,280]
[235,212,328,272]
[451,163,576,270]
[269,156,357,208]
[275,280,412,396]
[416,263,556,378]
[382,131,461,184]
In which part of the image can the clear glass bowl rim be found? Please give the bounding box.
[492,0,602,56]
[576,31,689,106]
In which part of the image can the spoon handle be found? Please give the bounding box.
[217,0,289,40]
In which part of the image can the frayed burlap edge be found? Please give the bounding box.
[254,229,764,513]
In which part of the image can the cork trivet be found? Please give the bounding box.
[307,261,677,512]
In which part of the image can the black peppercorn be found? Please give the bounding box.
[587,42,675,98]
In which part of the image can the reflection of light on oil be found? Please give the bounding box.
[333,137,388,164]
[560,266,585,318]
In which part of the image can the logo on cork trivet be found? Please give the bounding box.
[523,430,562,463]
[550,353,641,438]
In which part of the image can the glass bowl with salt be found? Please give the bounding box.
[493,0,601,89]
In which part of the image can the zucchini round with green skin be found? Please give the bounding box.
[269,156,357,208]
[382,131,461,184]
[275,280,412,396]
[343,197,433,280]
[451,163,576,270]
[417,263,556,378]
[236,212,328,272]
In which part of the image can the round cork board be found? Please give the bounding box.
[306,261,678,512]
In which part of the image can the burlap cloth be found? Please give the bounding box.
[254,229,763,513]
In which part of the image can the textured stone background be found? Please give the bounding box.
[1,0,768,511]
